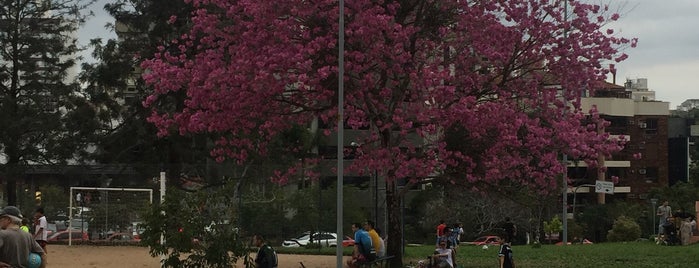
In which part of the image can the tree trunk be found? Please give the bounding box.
[6,178,16,206]
[385,180,403,268]
[6,157,20,206]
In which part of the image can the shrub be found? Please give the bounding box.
[606,215,641,242]
[543,215,562,244]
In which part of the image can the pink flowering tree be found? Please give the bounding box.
[143,0,633,265]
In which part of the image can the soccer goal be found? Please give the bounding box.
[68,187,153,245]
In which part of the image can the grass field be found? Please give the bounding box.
[277,242,699,267]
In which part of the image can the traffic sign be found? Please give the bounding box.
[595,180,614,194]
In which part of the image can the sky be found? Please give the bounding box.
[608,0,699,109]
[78,0,699,109]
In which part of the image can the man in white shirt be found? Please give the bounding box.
[657,201,672,234]
[432,241,454,268]
[33,207,48,252]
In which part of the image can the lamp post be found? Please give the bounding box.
[651,198,658,236]
[336,0,345,266]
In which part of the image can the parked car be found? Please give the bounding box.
[104,232,141,244]
[48,230,89,242]
[46,223,57,237]
[555,238,593,245]
[464,235,502,246]
[342,235,355,247]
[282,232,338,247]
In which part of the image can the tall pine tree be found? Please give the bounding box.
[79,0,209,187]
[0,0,94,205]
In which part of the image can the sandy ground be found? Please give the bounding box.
[48,245,348,268]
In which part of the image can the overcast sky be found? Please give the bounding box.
[78,0,699,109]
[609,0,699,109]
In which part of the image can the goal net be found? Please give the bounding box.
[68,187,153,245]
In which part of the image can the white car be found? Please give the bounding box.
[282,232,338,247]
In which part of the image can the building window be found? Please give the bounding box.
[644,118,658,135]
[642,167,658,183]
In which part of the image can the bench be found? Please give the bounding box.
[359,255,395,268]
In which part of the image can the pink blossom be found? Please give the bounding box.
[142,0,632,231]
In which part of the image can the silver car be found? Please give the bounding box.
[282,232,338,247]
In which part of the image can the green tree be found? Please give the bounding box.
[0,0,95,205]
[543,215,562,244]
[650,182,699,215]
[79,0,203,186]
[141,184,251,268]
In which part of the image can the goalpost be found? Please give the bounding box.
[68,186,154,246]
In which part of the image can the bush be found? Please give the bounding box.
[606,215,641,242]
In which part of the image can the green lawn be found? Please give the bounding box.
[405,242,699,268]
[277,242,699,267]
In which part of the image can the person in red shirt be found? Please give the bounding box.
[435,220,446,246]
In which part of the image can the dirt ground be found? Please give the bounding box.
[48,245,349,268]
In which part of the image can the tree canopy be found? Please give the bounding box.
[0,0,95,205]
[142,0,634,265]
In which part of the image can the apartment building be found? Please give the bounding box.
[573,79,670,206]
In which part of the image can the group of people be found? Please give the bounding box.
[347,220,386,268]
[254,220,388,268]
[429,220,462,268]
[0,206,48,268]
[656,200,697,246]
[422,219,515,268]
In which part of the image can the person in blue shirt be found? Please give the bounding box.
[347,222,375,268]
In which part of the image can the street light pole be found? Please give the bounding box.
[651,198,658,236]
[336,0,345,267]
[561,0,569,245]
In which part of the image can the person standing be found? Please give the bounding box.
[33,207,48,252]
[435,220,446,246]
[0,206,46,268]
[657,200,672,234]
[453,223,464,243]
[680,217,693,245]
[252,234,277,268]
[498,236,515,268]
[20,218,30,233]
[503,217,517,243]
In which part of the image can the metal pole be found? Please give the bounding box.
[159,172,167,267]
[562,155,568,244]
[336,0,345,266]
[69,188,73,246]
[651,198,658,236]
[375,170,378,229]
[400,192,404,258]
[561,0,569,246]
[105,191,108,236]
